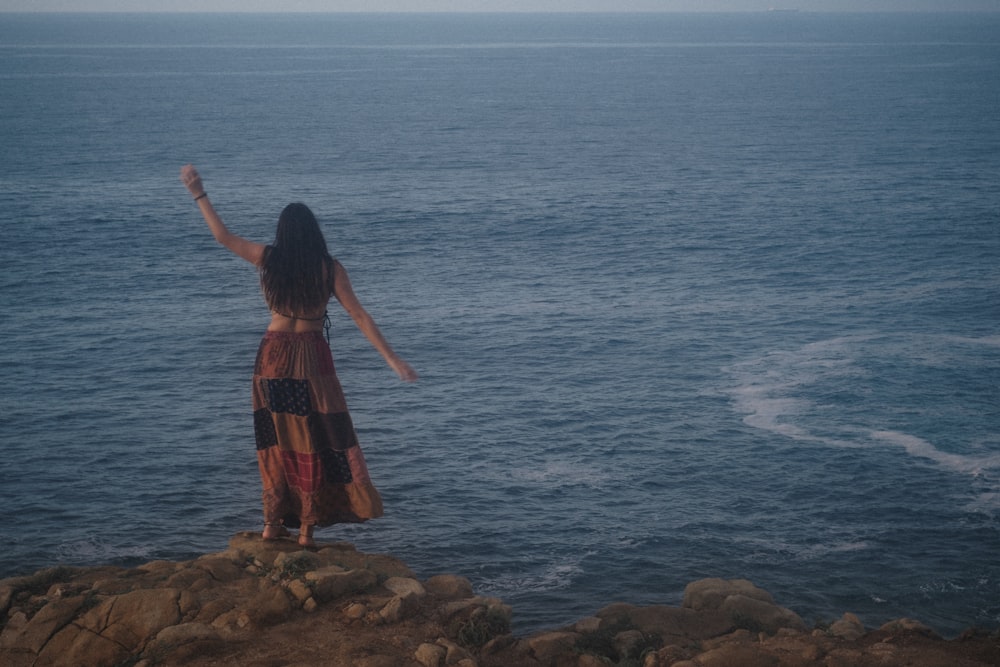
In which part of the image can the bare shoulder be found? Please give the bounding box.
[333,258,352,282]
[332,259,364,309]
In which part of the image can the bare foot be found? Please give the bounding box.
[262,523,289,541]
[298,525,315,548]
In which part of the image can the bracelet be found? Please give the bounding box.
[193,192,208,201]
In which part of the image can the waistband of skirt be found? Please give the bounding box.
[261,329,326,341]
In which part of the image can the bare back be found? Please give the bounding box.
[265,259,334,334]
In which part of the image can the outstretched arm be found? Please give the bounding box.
[333,260,418,383]
[180,164,265,266]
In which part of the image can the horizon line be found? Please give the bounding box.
[2,8,999,13]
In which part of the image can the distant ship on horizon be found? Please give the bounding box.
[767,7,801,11]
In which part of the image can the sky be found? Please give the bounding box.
[2,0,999,12]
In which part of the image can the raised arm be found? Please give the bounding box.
[180,164,265,266]
[333,260,418,383]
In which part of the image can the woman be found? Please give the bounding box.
[180,164,417,548]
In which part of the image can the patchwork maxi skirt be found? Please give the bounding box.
[252,331,383,528]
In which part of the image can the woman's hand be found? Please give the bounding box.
[178,164,265,265]
[391,359,419,383]
[180,164,205,198]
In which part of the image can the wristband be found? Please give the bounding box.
[194,192,208,201]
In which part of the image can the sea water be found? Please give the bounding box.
[0,12,998,636]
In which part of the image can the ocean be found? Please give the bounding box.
[0,12,998,637]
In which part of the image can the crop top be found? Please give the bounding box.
[271,310,332,342]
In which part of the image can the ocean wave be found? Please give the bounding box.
[726,333,1000,481]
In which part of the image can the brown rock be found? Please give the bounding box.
[761,631,825,664]
[356,655,406,667]
[150,621,221,648]
[384,576,427,598]
[0,585,14,615]
[164,567,213,591]
[36,622,130,667]
[701,628,752,651]
[78,588,182,650]
[879,617,940,637]
[359,553,417,581]
[437,637,474,664]
[246,586,293,626]
[343,601,367,619]
[45,582,87,599]
[719,594,806,634]
[595,602,637,618]
[178,589,200,620]
[828,612,865,640]
[210,608,251,635]
[415,642,447,667]
[0,595,85,653]
[192,598,233,624]
[305,567,377,603]
[526,631,580,664]
[90,577,135,595]
[682,578,775,611]
[273,550,323,577]
[614,629,646,658]
[225,533,298,568]
[287,578,313,603]
[0,648,33,667]
[305,542,415,580]
[800,642,823,662]
[573,616,602,634]
[867,640,899,661]
[380,592,422,624]
[439,598,480,622]
[696,643,780,667]
[194,556,246,583]
[824,648,864,666]
[654,643,697,665]
[425,574,474,600]
[135,559,179,574]
[1,611,29,642]
[481,634,517,655]
[625,605,734,641]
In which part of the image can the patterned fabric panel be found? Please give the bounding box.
[319,449,353,484]
[280,450,323,494]
[308,412,359,451]
[253,408,278,450]
[264,378,312,416]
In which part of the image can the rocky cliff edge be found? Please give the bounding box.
[2,533,998,667]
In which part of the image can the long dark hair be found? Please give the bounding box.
[259,203,333,315]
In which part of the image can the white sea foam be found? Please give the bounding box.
[54,536,153,565]
[479,557,587,595]
[736,535,871,561]
[964,492,1000,515]
[726,335,871,449]
[727,333,1000,479]
[872,430,1000,476]
[509,460,615,489]
[942,334,1000,347]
